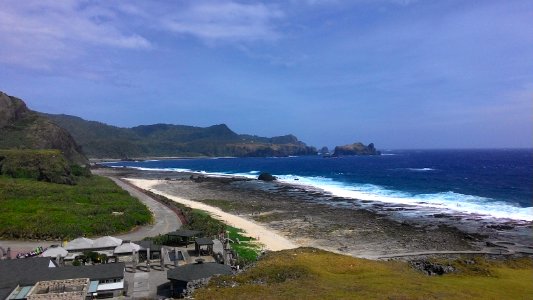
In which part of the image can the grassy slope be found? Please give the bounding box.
[196,248,533,300]
[0,175,152,239]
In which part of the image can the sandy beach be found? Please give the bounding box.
[126,178,298,252]
[96,167,533,260]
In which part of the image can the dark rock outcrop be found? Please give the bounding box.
[333,142,381,156]
[258,173,277,181]
[0,91,88,165]
[409,260,456,276]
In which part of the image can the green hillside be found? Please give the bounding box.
[196,248,533,300]
[43,113,317,158]
[0,92,87,165]
[0,149,85,185]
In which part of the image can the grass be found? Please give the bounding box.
[196,248,533,300]
[184,209,227,236]
[140,191,263,265]
[226,226,262,263]
[0,149,81,184]
[0,175,152,239]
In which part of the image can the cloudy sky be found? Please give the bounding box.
[0,0,531,149]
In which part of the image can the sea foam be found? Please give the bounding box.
[275,174,533,221]
[107,165,532,221]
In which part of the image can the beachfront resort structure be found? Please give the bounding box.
[1,230,235,299]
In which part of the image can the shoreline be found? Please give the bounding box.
[125,178,297,252]
[108,167,533,259]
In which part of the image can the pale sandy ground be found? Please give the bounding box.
[126,178,298,252]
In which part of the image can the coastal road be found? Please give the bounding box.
[0,176,182,253]
[107,176,182,241]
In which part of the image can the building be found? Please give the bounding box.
[0,257,125,299]
[26,278,89,300]
[167,260,232,297]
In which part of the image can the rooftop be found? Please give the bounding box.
[41,246,68,258]
[0,258,124,292]
[167,262,232,283]
[92,236,122,248]
[114,242,141,254]
[195,238,214,246]
[65,237,93,251]
[166,229,203,238]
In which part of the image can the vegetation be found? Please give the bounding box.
[0,149,89,184]
[185,209,227,236]
[226,226,262,264]
[43,113,316,158]
[196,248,533,299]
[0,175,152,239]
[142,190,261,264]
[0,92,87,164]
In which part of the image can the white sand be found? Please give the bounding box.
[126,178,298,251]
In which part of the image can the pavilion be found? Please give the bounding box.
[165,229,203,246]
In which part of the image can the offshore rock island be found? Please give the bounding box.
[333,142,381,156]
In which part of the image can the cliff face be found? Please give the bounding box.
[44,113,317,158]
[0,92,88,165]
[333,142,380,156]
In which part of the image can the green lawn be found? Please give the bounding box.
[226,226,262,263]
[0,175,152,239]
[196,248,533,300]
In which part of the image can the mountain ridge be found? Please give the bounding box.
[0,92,88,165]
[42,113,317,158]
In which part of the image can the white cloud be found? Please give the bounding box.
[161,1,284,42]
[0,0,150,70]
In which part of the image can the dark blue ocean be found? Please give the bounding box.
[104,149,532,221]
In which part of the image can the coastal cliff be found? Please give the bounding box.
[0,92,87,165]
[43,114,317,158]
[333,142,380,156]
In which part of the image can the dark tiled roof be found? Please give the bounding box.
[195,238,214,246]
[0,287,14,300]
[0,258,124,290]
[166,229,203,237]
[167,262,232,282]
[0,257,51,289]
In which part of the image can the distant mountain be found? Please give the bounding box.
[43,113,317,158]
[333,142,380,156]
[0,92,87,165]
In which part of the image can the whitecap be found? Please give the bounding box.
[275,175,532,221]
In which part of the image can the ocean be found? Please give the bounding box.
[103,149,532,222]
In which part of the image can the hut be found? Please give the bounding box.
[194,238,214,256]
[167,260,232,297]
[135,240,162,261]
[41,245,68,258]
[92,236,122,250]
[113,242,141,262]
[165,230,203,246]
[65,237,94,252]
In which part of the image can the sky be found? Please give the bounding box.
[0,0,531,149]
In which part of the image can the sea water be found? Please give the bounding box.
[103,149,532,222]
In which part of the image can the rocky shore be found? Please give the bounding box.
[95,167,533,259]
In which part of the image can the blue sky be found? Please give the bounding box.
[0,0,531,149]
